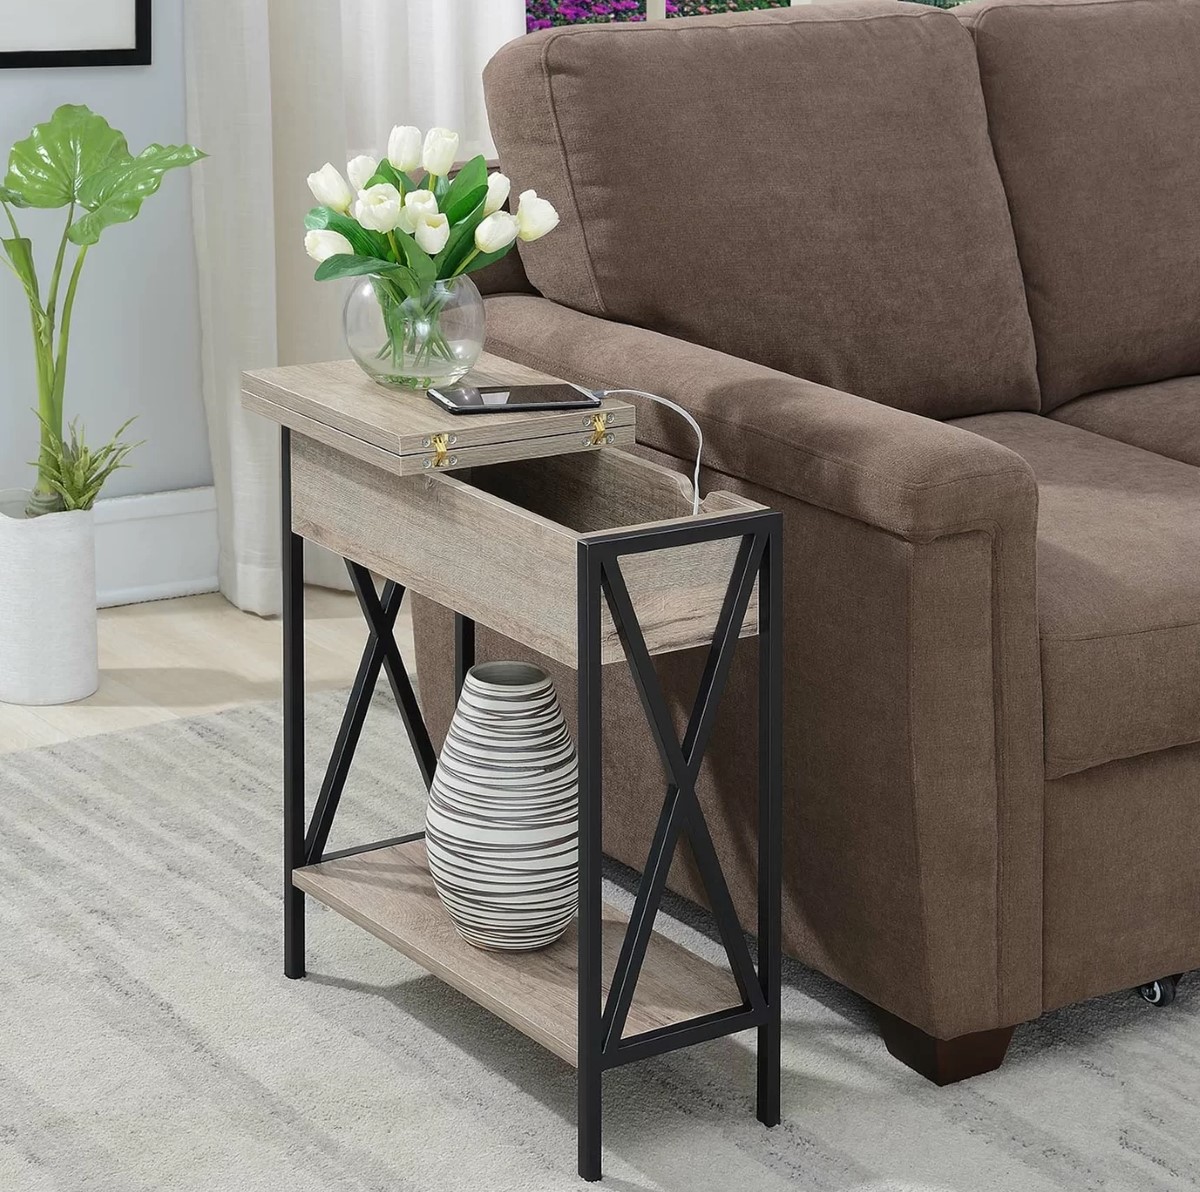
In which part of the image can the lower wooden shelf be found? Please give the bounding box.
[292,838,741,1066]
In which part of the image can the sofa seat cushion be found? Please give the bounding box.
[951,412,1200,778]
[1053,376,1200,468]
[957,0,1200,409]
[484,2,1039,420]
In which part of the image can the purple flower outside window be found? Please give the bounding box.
[526,0,789,33]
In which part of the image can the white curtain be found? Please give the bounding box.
[184,0,525,614]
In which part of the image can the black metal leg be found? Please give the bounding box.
[756,524,783,1127]
[454,613,475,699]
[577,543,604,1183]
[281,427,306,980]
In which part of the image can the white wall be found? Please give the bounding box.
[0,0,210,500]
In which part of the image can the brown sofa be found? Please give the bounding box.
[413,0,1200,1082]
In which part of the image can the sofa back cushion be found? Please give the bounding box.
[958,0,1200,410]
[483,2,1039,420]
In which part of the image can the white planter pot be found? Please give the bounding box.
[0,490,98,705]
[426,661,579,951]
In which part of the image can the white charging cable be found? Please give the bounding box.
[570,384,704,516]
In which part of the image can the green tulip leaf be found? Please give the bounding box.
[313,253,417,290]
[1,236,41,309]
[434,195,488,279]
[440,156,487,224]
[389,228,437,291]
[69,142,206,246]
[443,183,487,230]
[305,206,390,260]
[5,104,129,208]
[364,160,404,192]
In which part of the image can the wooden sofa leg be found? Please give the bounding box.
[878,1010,1016,1085]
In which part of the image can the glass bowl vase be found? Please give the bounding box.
[343,274,485,390]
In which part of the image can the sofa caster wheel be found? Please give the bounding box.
[1137,974,1181,1007]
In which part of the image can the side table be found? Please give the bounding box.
[242,354,783,1182]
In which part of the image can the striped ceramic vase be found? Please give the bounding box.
[426,661,579,951]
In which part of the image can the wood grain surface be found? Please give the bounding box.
[243,355,635,475]
[291,434,581,663]
[293,838,742,1066]
[289,435,762,665]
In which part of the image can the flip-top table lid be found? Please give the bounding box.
[242,354,636,476]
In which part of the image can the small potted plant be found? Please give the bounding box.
[0,105,203,705]
[304,124,559,390]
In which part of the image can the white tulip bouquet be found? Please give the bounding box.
[304,125,558,387]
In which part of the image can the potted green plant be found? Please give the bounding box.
[0,105,203,705]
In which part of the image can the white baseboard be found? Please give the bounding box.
[94,486,219,608]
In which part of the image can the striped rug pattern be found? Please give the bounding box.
[426,661,579,950]
[2,688,1199,1191]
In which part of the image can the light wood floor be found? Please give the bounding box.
[0,589,410,755]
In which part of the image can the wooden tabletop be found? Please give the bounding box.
[242,354,636,476]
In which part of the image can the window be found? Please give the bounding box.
[527,1,792,33]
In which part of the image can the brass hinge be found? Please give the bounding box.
[589,413,609,446]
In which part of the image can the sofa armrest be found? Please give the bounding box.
[484,294,1037,542]
[476,294,1045,1040]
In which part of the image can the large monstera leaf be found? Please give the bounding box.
[2,105,205,245]
[70,143,206,246]
[4,105,129,208]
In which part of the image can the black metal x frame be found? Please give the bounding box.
[300,562,435,868]
[280,427,784,1183]
[575,508,783,1181]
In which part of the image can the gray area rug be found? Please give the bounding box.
[2,689,1198,1192]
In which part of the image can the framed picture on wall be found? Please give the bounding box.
[0,0,151,69]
